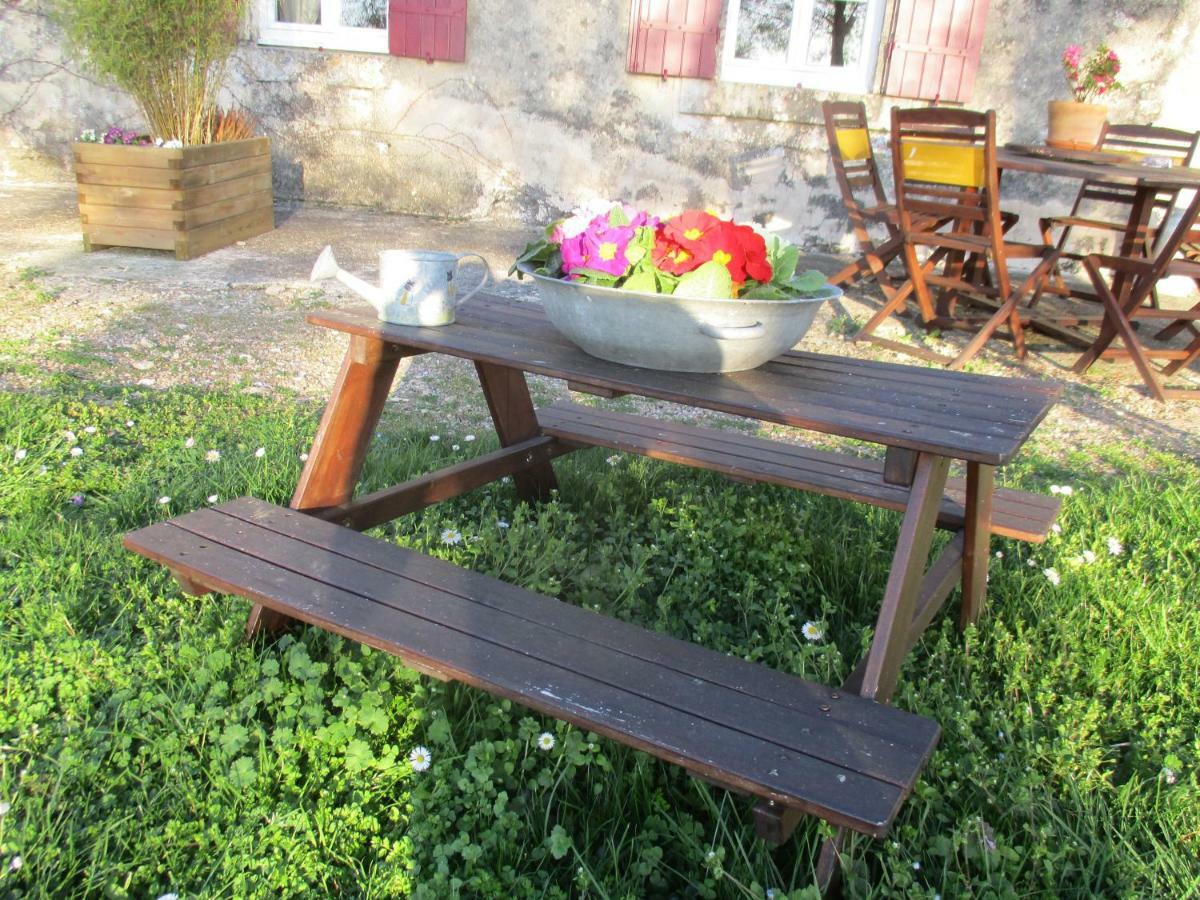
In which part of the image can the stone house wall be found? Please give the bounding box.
[1,0,1196,249]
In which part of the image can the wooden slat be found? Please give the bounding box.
[80,222,177,251]
[178,171,274,210]
[177,138,270,169]
[73,142,182,168]
[76,163,180,189]
[182,190,274,230]
[124,499,941,836]
[176,206,274,259]
[536,402,1059,542]
[306,298,1058,466]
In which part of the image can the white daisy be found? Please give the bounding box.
[536,732,556,751]
[441,528,463,545]
[1051,523,1062,534]
[606,454,621,466]
[994,550,1003,558]
[1043,567,1060,586]
[1026,558,1037,568]
[158,496,171,505]
[300,452,309,461]
[1081,549,1096,564]
[408,746,432,772]
[0,802,9,816]
[156,894,179,900]
[912,861,921,870]
[1107,536,1124,556]
[63,430,77,444]
[125,420,134,428]
[205,449,221,462]
[254,447,265,458]
[496,519,510,529]
[13,449,26,461]
[801,621,824,642]
[70,447,83,457]
[429,435,440,442]
[184,437,195,448]
[1161,766,1178,785]
[207,494,219,504]
[9,856,21,872]
[84,426,97,434]
[452,444,460,451]
[464,434,476,442]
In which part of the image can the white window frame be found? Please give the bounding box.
[257,0,389,53]
[721,0,888,94]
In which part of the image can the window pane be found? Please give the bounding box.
[277,0,320,24]
[734,0,796,63]
[341,0,387,28]
[805,0,867,67]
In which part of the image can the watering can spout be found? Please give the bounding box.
[310,245,389,313]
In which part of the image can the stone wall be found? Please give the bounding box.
[2,0,1196,248]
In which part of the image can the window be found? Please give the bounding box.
[258,0,389,53]
[721,0,888,93]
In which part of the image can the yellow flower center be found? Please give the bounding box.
[712,250,733,266]
[684,228,704,240]
[598,241,618,261]
[673,249,691,264]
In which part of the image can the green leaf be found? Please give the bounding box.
[510,238,554,277]
[787,269,828,295]
[621,265,659,294]
[607,205,631,227]
[625,242,647,267]
[741,282,790,300]
[765,235,800,284]
[674,261,734,300]
[228,756,256,789]
[572,268,620,286]
[219,722,249,757]
[547,824,572,860]
[344,738,374,773]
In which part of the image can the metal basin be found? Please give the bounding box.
[520,266,841,373]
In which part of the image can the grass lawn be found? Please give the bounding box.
[0,375,1197,898]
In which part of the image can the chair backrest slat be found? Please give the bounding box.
[1137,191,1200,295]
[822,100,891,225]
[1067,123,1200,220]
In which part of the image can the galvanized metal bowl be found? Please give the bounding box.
[519,265,841,373]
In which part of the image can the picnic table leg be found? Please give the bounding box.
[756,451,950,886]
[475,361,558,503]
[960,462,995,628]
[245,334,407,639]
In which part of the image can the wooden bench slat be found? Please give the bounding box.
[536,403,1060,543]
[171,506,924,788]
[219,498,939,756]
[124,499,941,837]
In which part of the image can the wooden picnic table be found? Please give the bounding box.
[124,293,1062,885]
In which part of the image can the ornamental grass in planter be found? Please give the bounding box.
[54,0,274,260]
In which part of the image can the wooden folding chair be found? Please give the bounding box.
[853,107,1064,369]
[822,101,908,296]
[1071,192,1200,400]
[1035,123,1200,304]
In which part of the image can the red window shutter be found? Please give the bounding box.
[388,0,467,62]
[627,0,723,79]
[883,0,990,102]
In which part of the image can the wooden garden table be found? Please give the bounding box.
[126,291,1062,883]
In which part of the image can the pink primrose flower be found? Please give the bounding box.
[563,223,638,277]
[1063,44,1082,68]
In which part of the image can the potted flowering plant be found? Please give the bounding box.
[51,0,273,259]
[1047,43,1123,150]
[512,202,840,373]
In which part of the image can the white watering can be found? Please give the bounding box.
[311,245,491,326]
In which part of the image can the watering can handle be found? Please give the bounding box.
[454,254,492,306]
[699,321,766,341]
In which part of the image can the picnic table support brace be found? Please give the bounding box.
[960,463,995,627]
[246,335,410,639]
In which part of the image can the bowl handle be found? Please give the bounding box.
[699,321,766,341]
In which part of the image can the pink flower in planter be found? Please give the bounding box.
[563,223,638,278]
[1063,44,1082,68]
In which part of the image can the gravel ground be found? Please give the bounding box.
[1,182,1197,462]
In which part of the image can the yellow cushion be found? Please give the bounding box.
[835,128,871,162]
[900,139,987,188]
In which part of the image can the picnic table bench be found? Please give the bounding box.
[124,293,1061,884]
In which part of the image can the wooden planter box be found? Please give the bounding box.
[74,137,274,260]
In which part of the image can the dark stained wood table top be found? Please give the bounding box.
[308,295,1062,466]
[998,145,1200,188]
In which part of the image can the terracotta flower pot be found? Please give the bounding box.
[1046,100,1109,150]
